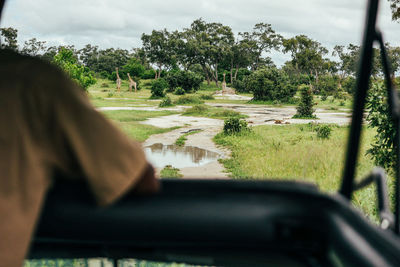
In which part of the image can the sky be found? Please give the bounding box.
[1,0,399,66]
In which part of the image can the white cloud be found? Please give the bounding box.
[1,0,399,66]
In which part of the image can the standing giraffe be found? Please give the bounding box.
[127,73,137,93]
[115,67,121,92]
[222,73,227,94]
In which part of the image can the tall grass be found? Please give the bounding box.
[214,124,379,221]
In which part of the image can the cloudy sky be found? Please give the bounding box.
[1,0,399,66]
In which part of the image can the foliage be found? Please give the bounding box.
[389,0,400,21]
[165,70,203,92]
[0,27,18,50]
[160,165,183,178]
[150,78,168,98]
[232,79,247,93]
[317,75,338,95]
[315,124,332,139]
[342,76,356,94]
[199,93,215,100]
[120,58,145,79]
[183,104,209,114]
[175,130,203,146]
[174,95,204,105]
[174,87,185,95]
[159,96,174,107]
[245,67,296,102]
[366,82,396,172]
[293,84,316,118]
[223,117,249,135]
[53,47,96,90]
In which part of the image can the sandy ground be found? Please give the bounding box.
[142,116,228,179]
[207,103,351,126]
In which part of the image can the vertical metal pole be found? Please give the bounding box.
[340,0,379,199]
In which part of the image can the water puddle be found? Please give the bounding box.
[144,143,221,168]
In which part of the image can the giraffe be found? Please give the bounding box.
[222,73,227,94]
[127,73,137,93]
[115,67,121,92]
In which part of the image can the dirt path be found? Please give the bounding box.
[128,102,352,179]
[142,115,229,179]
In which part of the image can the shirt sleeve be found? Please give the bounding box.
[52,74,150,206]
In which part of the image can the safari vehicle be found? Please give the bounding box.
[17,0,400,266]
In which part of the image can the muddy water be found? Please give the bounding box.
[144,143,221,169]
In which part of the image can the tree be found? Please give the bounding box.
[21,38,46,56]
[389,0,400,21]
[239,23,281,71]
[141,29,177,79]
[0,27,18,50]
[54,47,96,90]
[78,44,99,70]
[293,85,316,118]
[282,35,329,89]
[245,67,296,102]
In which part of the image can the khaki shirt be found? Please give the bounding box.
[0,50,152,267]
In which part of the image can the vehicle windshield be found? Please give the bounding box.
[2,0,400,266]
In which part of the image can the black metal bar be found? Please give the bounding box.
[340,0,379,198]
[376,31,400,234]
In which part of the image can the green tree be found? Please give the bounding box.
[293,84,316,118]
[366,82,396,172]
[0,27,18,50]
[21,38,46,56]
[141,29,177,79]
[389,0,400,21]
[245,67,296,102]
[54,47,96,90]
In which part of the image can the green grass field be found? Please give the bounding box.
[214,124,380,221]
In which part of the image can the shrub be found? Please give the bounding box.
[366,82,395,171]
[183,104,209,114]
[174,95,204,105]
[54,47,96,90]
[199,93,215,100]
[293,84,316,118]
[321,94,328,101]
[121,58,145,79]
[316,124,332,139]
[245,67,296,102]
[232,79,247,93]
[342,76,356,94]
[223,118,249,135]
[142,69,157,79]
[165,70,203,93]
[107,92,114,97]
[100,82,109,88]
[316,75,338,95]
[174,87,185,95]
[150,78,168,98]
[159,96,174,107]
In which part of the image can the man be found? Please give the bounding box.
[0,41,159,267]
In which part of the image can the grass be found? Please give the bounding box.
[175,130,203,146]
[214,124,380,221]
[182,104,247,119]
[160,165,183,178]
[100,110,179,142]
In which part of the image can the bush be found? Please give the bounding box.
[150,78,168,98]
[165,70,203,93]
[316,125,332,139]
[223,118,249,135]
[174,87,185,95]
[100,82,109,88]
[183,104,209,114]
[199,93,215,100]
[245,67,296,102]
[159,96,174,107]
[293,84,316,118]
[142,69,157,79]
[342,76,356,94]
[54,47,96,90]
[232,79,247,93]
[366,82,395,171]
[316,75,338,95]
[120,58,145,79]
[174,95,204,105]
[321,94,328,101]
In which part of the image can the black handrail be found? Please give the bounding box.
[340,0,400,234]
